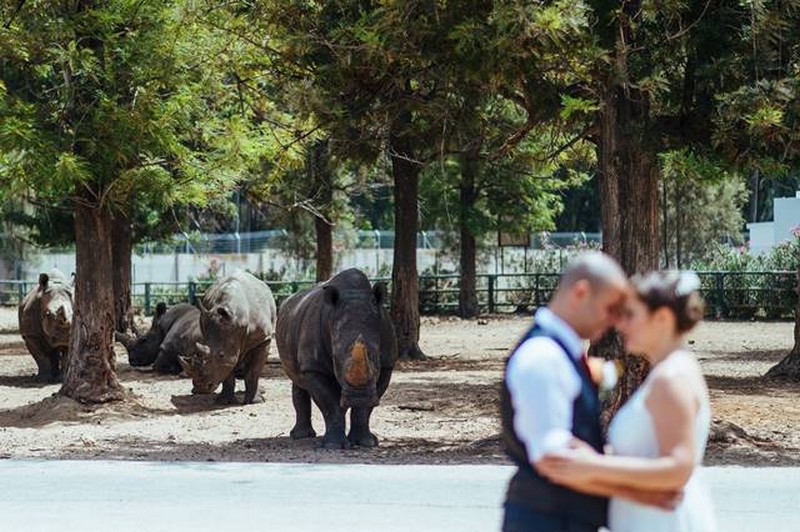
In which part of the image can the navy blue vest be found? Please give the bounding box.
[500,323,608,527]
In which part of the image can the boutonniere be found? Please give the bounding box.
[586,357,623,400]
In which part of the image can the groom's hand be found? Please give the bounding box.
[623,488,684,511]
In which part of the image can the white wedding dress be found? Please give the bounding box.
[607,350,717,532]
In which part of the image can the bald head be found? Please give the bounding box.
[549,252,629,340]
[557,251,627,294]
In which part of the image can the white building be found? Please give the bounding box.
[747,191,800,255]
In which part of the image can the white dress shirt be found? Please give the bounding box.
[506,307,585,462]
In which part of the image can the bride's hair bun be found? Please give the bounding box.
[631,270,705,333]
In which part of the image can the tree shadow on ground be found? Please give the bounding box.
[114,359,286,384]
[0,392,158,429]
[396,357,505,373]
[381,380,502,418]
[0,341,28,356]
[84,433,508,465]
[696,349,787,364]
[0,374,56,389]
[168,391,266,414]
[705,374,800,396]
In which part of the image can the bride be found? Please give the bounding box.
[537,270,717,532]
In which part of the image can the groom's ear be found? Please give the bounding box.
[573,279,591,300]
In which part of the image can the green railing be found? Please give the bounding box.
[416,271,797,318]
[2,271,796,319]
[129,279,322,314]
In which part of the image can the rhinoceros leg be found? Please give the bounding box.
[290,383,316,439]
[23,336,61,383]
[214,373,238,405]
[242,343,268,405]
[348,366,393,447]
[305,372,349,449]
[348,407,377,447]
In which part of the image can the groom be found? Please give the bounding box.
[501,252,628,532]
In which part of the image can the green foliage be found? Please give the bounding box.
[694,231,800,273]
[712,0,800,175]
[659,150,749,267]
[0,1,269,226]
[691,233,798,321]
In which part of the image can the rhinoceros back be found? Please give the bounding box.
[203,270,277,351]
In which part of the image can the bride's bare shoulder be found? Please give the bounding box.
[646,351,706,411]
[656,350,703,378]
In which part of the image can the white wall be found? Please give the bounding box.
[746,191,800,255]
[746,222,775,256]
[22,247,578,283]
[774,194,800,243]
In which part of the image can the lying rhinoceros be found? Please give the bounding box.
[119,302,201,374]
[276,268,398,449]
[18,270,74,382]
[178,270,276,405]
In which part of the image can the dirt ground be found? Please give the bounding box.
[0,309,797,465]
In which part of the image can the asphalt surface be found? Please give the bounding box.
[0,460,796,531]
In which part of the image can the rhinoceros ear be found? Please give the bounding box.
[323,286,340,307]
[155,302,167,319]
[38,273,49,290]
[372,282,387,307]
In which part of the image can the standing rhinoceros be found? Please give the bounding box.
[18,269,74,382]
[120,302,201,375]
[276,268,398,449]
[178,270,276,405]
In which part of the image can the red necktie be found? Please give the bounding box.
[580,352,597,389]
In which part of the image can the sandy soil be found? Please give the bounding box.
[0,310,797,465]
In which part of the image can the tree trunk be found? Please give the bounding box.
[749,169,760,223]
[310,139,334,283]
[315,215,333,283]
[616,88,660,275]
[661,176,670,268]
[111,211,135,334]
[458,153,480,319]
[675,180,683,269]
[597,85,620,260]
[593,83,660,418]
[389,124,426,360]
[766,263,800,379]
[60,201,125,403]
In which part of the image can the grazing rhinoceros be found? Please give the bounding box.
[119,302,201,375]
[18,269,74,382]
[276,268,398,449]
[178,270,276,405]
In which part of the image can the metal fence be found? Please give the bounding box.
[417,271,798,318]
[3,271,795,320]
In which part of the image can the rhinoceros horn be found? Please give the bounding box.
[197,298,209,315]
[177,355,194,377]
[195,342,211,357]
[344,336,371,388]
[115,331,134,349]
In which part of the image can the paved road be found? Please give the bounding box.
[0,461,796,531]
